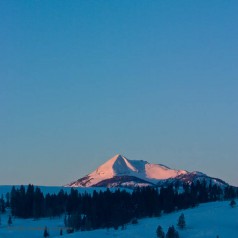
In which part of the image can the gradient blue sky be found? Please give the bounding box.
[0,0,237,186]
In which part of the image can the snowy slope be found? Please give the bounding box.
[0,200,237,237]
[67,154,226,188]
[65,200,238,238]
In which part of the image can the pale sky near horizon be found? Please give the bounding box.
[0,0,237,186]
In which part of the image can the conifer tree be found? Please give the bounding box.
[0,195,6,213]
[64,214,68,227]
[230,200,236,208]
[156,225,165,238]
[177,213,186,229]
[43,226,49,237]
[10,186,17,216]
[26,184,34,217]
[166,225,179,238]
[5,192,10,208]
[8,215,12,226]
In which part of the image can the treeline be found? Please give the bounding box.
[4,181,238,231]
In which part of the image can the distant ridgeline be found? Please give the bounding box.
[1,182,237,232]
[67,154,229,188]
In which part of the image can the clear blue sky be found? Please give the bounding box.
[0,0,237,186]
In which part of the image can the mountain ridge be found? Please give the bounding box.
[67,154,228,188]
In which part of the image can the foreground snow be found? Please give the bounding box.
[0,200,237,237]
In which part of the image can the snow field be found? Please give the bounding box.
[0,201,237,238]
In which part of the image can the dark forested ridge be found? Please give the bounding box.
[2,182,237,232]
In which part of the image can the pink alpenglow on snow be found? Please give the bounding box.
[67,154,228,188]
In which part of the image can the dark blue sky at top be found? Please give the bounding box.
[0,0,237,186]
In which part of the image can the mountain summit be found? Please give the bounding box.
[67,154,227,188]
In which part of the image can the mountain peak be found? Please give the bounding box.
[109,154,126,163]
[114,154,124,158]
[67,154,228,188]
[67,154,196,187]
[96,154,137,177]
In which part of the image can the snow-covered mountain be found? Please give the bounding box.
[67,154,228,188]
